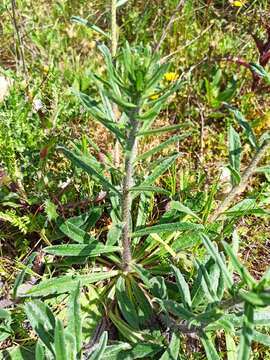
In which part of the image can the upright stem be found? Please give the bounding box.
[11,0,27,77]
[111,0,121,167]
[111,0,117,57]
[122,110,139,272]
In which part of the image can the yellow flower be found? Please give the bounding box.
[230,0,246,6]
[150,94,159,100]
[164,72,178,82]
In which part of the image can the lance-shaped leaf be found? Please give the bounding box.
[75,92,125,143]
[250,63,270,84]
[71,16,110,39]
[170,200,201,221]
[201,332,221,360]
[140,153,178,186]
[252,330,270,347]
[237,303,254,360]
[239,290,270,306]
[58,146,121,196]
[159,332,180,360]
[44,243,120,257]
[137,124,186,137]
[54,319,68,360]
[109,311,145,343]
[67,282,82,356]
[200,233,234,290]
[171,265,192,309]
[132,222,203,238]
[116,277,140,329]
[135,134,190,162]
[130,186,170,196]
[24,300,55,354]
[13,252,37,299]
[35,341,46,360]
[26,271,119,297]
[228,125,242,186]
[60,221,97,244]
[226,105,258,149]
[222,241,256,289]
[88,331,108,360]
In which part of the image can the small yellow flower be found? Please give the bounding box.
[164,72,178,82]
[230,0,246,6]
[150,94,159,100]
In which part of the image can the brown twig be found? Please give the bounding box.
[209,140,270,223]
[10,0,27,77]
[155,0,185,53]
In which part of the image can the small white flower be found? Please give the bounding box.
[32,98,44,112]
[0,76,12,102]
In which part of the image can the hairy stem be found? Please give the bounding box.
[111,0,121,167]
[209,140,270,223]
[122,110,139,272]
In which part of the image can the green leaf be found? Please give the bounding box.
[129,186,170,196]
[159,332,180,360]
[59,221,97,244]
[35,341,45,360]
[67,282,82,356]
[239,290,270,306]
[71,16,110,39]
[255,165,270,174]
[149,276,168,300]
[132,222,203,238]
[200,233,234,289]
[137,124,186,137]
[252,330,270,347]
[109,311,145,343]
[130,278,153,324]
[54,319,68,360]
[171,265,192,309]
[26,271,119,297]
[139,154,179,189]
[226,106,258,149]
[250,63,270,84]
[229,125,242,186]
[24,300,55,354]
[116,277,140,329]
[13,252,37,299]
[0,309,11,320]
[44,200,58,221]
[102,343,132,359]
[237,303,254,360]
[44,243,120,257]
[135,134,188,162]
[75,91,125,143]
[158,299,195,321]
[88,331,108,360]
[225,333,237,360]
[201,332,221,360]
[106,222,124,246]
[222,241,256,288]
[170,200,201,221]
[58,146,121,196]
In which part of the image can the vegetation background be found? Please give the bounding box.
[1,0,270,359]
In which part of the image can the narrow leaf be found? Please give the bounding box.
[159,332,180,360]
[44,243,120,257]
[26,271,119,297]
[71,16,110,39]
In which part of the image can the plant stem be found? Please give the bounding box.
[155,0,185,53]
[111,0,117,58]
[111,0,121,167]
[209,140,270,223]
[122,110,139,272]
[11,0,27,77]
